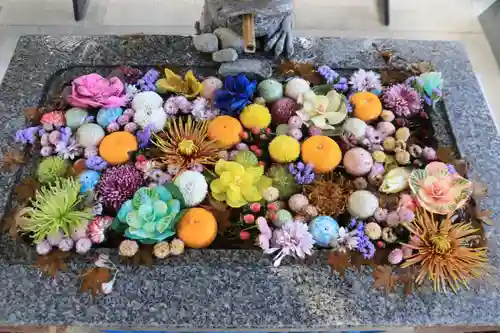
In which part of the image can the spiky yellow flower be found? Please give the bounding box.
[402,208,489,293]
[152,117,220,175]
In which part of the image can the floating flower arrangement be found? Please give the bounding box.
[3,48,493,296]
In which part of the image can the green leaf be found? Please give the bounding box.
[164,183,186,208]
[111,218,128,233]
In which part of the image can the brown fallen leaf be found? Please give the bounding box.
[0,149,25,172]
[202,198,232,233]
[398,266,417,296]
[380,69,411,85]
[350,251,375,270]
[13,178,40,203]
[327,251,350,279]
[123,245,154,266]
[79,267,112,297]
[279,60,322,85]
[453,159,469,178]
[34,250,70,278]
[24,107,42,124]
[476,209,494,226]
[372,265,399,294]
[436,146,456,164]
[472,182,488,199]
[1,205,29,240]
[410,61,434,75]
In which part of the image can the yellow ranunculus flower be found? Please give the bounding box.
[210,160,272,208]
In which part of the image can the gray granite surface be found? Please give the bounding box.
[0,35,499,329]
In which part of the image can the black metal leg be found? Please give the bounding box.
[72,0,88,21]
[383,0,390,26]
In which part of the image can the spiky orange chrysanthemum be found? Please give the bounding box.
[402,208,489,293]
[152,117,220,175]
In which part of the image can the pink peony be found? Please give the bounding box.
[68,74,127,108]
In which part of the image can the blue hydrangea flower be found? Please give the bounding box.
[215,74,257,115]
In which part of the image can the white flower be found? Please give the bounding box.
[101,278,115,294]
[125,84,139,102]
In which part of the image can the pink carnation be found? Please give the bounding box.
[382,84,422,117]
[68,74,127,108]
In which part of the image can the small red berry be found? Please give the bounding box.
[243,214,255,224]
[267,203,278,211]
[258,161,265,167]
[250,145,259,152]
[249,203,261,212]
[269,212,277,221]
[259,134,267,140]
[239,230,251,240]
[254,149,262,157]
[265,128,271,134]
[251,127,260,135]
[136,154,146,162]
[376,240,386,248]
[240,131,249,139]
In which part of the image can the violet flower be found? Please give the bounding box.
[137,69,160,92]
[59,127,72,143]
[15,126,39,144]
[349,219,376,259]
[382,84,422,117]
[86,156,109,171]
[332,227,360,253]
[266,220,315,267]
[317,65,339,84]
[56,138,82,160]
[136,124,153,149]
[288,162,315,185]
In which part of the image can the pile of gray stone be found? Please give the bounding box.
[193,27,272,79]
[193,27,243,63]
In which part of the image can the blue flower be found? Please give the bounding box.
[215,74,257,115]
[136,124,153,149]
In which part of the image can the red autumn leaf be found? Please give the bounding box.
[372,265,398,294]
[79,267,112,297]
[327,251,350,279]
[34,251,70,278]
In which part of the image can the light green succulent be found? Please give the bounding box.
[116,186,183,244]
[37,156,69,184]
[20,177,92,243]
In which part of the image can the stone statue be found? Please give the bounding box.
[196,0,294,57]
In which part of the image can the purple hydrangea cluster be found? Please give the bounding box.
[137,69,160,92]
[164,96,191,116]
[348,219,376,259]
[317,65,348,92]
[15,126,40,144]
[86,155,108,171]
[36,126,82,158]
[288,162,315,185]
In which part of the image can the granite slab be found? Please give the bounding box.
[0,35,499,330]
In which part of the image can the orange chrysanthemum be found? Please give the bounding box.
[152,117,220,175]
[402,208,489,293]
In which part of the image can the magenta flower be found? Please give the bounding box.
[266,221,315,267]
[68,74,127,109]
[382,84,422,117]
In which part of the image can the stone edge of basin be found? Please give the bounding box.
[0,35,499,328]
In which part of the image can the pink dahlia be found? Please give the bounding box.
[382,84,422,117]
[97,165,144,212]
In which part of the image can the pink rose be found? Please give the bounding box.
[68,74,126,108]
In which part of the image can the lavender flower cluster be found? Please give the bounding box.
[137,69,160,92]
[317,65,348,92]
[288,162,315,185]
[348,219,375,259]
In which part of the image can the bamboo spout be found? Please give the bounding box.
[242,14,256,53]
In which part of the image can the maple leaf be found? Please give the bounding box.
[476,209,494,226]
[202,197,232,233]
[127,246,153,266]
[0,149,25,172]
[1,205,29,240]
[398,266,418,296]
[279,60,322,85]
[472,182,488,199]
[372,265,399,294]
[23,107,42,124]
[34,250,70,278]
[13,178,40,203]
[380,69,411,85]
[350,251,375,270]
[79,267,112,297]
[436,146,456,164]
[410,61,434,75]
[327,251,350,279]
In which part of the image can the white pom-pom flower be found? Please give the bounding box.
[174,170,208,207]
